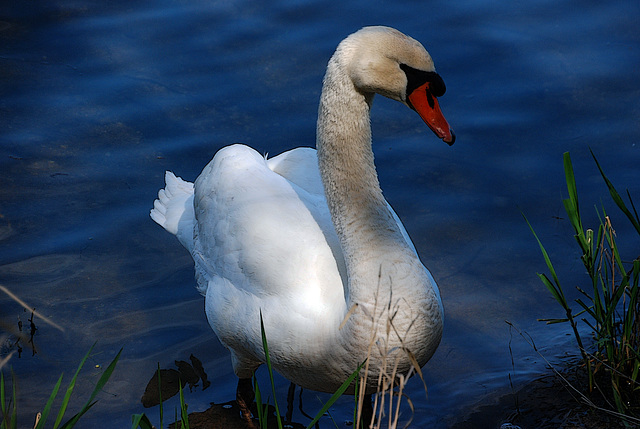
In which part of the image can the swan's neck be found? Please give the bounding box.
[314,49,443,386]
[316,56,418,309]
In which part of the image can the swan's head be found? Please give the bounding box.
[341,26,455,145]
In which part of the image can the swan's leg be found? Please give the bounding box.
[297,387,315,421]
[236,377,256,428]
[360,394,373,428]
[285,382,296,422]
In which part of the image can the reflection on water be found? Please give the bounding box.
[1,0,638,427]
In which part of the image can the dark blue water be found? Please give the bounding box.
[1,0,638,427]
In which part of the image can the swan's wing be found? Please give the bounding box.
[266,147,325,196]
[267,147,417,253]
[192,144,346,315]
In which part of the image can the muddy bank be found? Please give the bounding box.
[450,367,635,429]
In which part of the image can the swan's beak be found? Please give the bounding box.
[408,82,455,145]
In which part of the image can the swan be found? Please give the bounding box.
[151,25,454,423]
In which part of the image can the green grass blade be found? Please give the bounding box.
[131,413,155,429]
[35,374,64,429]
[305,360,366,429]
[1,371,6,429]
[563,152,579,217]
[536,273,565,307]
[575,299,596,319]
[590,148,640,235]
[562,152,584,238]
[253,376,265,429]
[52,344,96,429]
[178,380,189,429]
[524,200,590,373]
[606,278,627,315]
[1,371,17,429]
[562,152,596,267]
[173,406,177,429]
[9,372,15,429]
[523,212,567,306]
[537,317,570,324]
[352,372,359,427]
[60,348,122,428]
[259,311,283,429]
[623,261,640,348]
[626,188,640,231]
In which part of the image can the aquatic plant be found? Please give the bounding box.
[0,344,121,429]
[525,151,640,418]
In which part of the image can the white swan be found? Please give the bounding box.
[151,25,453,418]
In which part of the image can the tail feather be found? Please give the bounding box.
[150,171,195,252]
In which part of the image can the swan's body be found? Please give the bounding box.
[151,26,453,395]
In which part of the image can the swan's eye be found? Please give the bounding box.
[429,76,446,97]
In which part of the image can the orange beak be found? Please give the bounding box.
[407,82,455,145]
